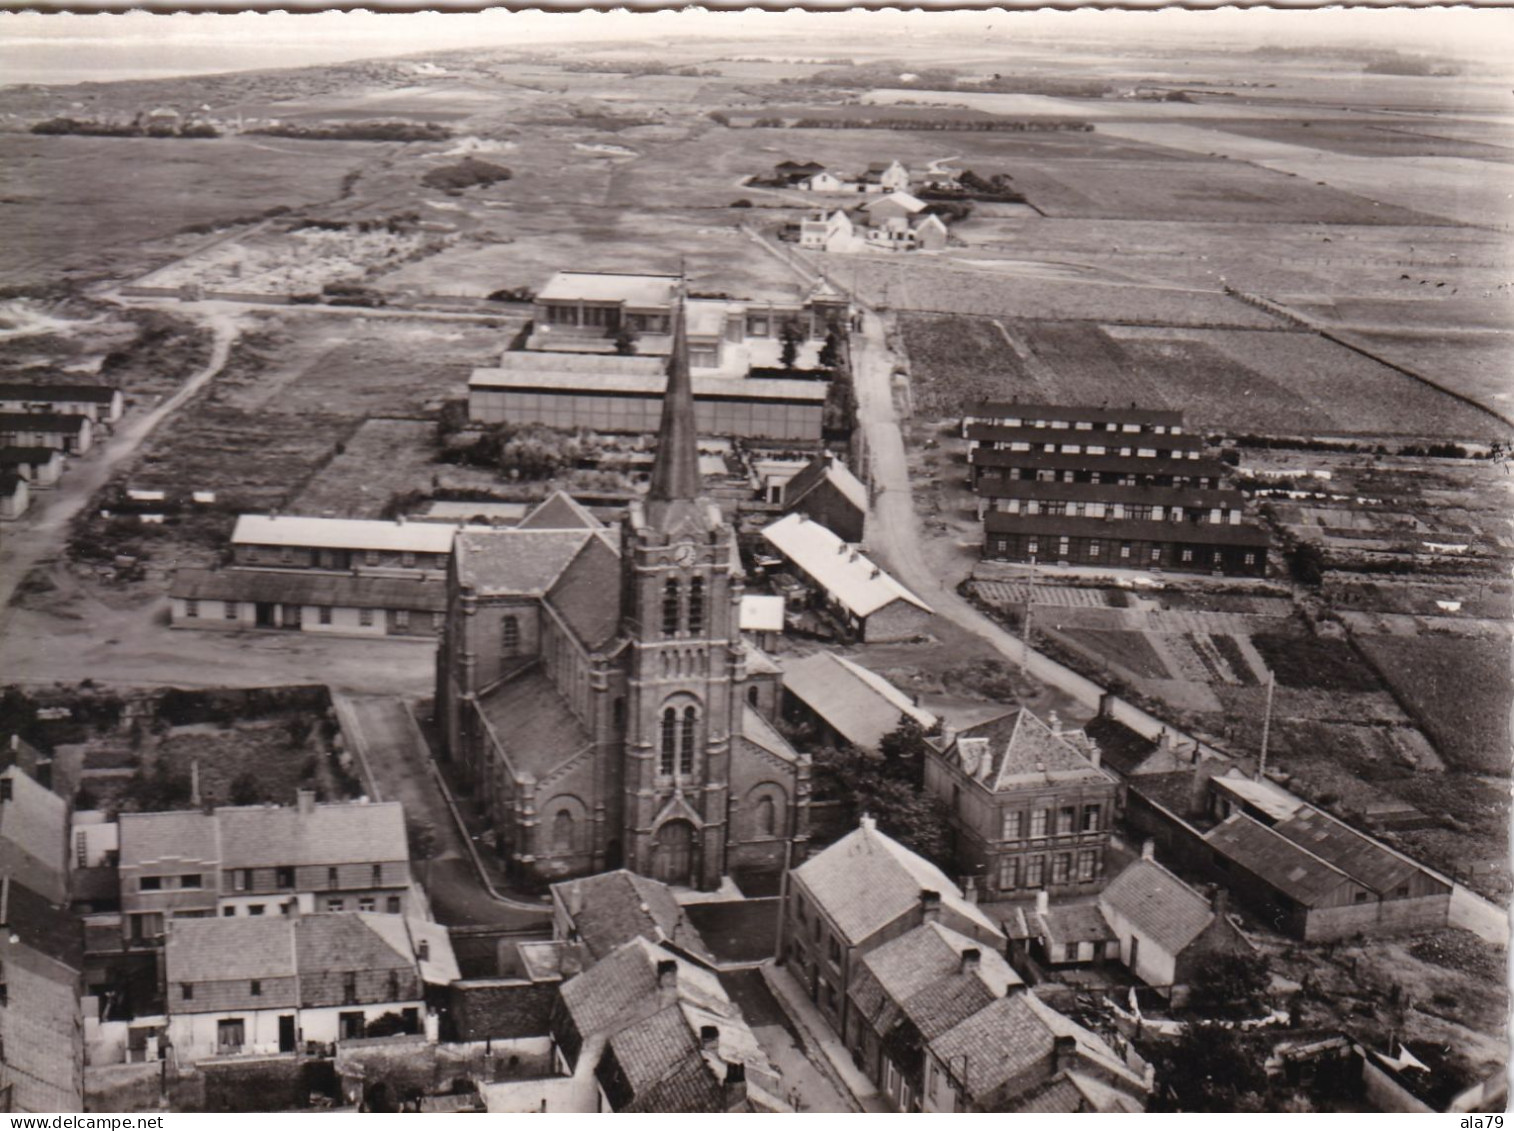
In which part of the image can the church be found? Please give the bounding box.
[435,296,812,891]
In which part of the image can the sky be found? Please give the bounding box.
[1,7,1511,86]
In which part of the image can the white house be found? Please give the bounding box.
[799,208,854,252]
[798,171,848,193]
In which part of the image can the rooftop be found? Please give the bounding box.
[945,710,1111,793]
[984,512,1271,548]
[966,422,1204,451]
[851,920,1022,1040]
[119,800,407,871]
[782,453,868,514]
[967,402,1185,428]
[738,593,785,633]
[761,513,931,619]
[1098,857,1216,955]
[470,363,827,403]
[231,514,470,554]
[0,765,68,895]
[1211,771,1306,823]
[781,651,935,751]
[971,449,1229,480]
[1203,812,1352,908]
[536,270,680,308]
[1272,807,1427,894]
[552,870,715,966]
[0,382,119,403]
[453,528,609,597]
[0,412,91,432]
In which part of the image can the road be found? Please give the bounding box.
[334,694,549,929]
[0,310,240,616]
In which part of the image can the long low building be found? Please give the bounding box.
[983,511,1269,576]
[231,514,466,573]
[975,478,1249,521]
[0,446,65,488]
[969,449,1230,490]
[170,567,447,636]
[781,650,936,751]
[964,422,1205,460]
[469,352,827,442]
[963,402,1186,437]
[0,412,93,454]
[0,382,123,424]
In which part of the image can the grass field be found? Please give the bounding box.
[896,312,1042,413]
[1198,117,1514,164]
[1332,330,1514,419]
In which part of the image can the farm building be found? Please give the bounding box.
[0,470,29,520]
[858,189,927,223]
[982,512,1270,577]
[780,451,868,543]
[0,446,65,488]
[0,382,123,424]
[862,213,949,253]
[468,352,827,442]
[169,567,448,636]
[0,412,93,454]
[780,650,936,753]
[858,160,912,193]
[772,159,825,185]
[760,513,932,642]
[924,709,1119,899]
[796,170,848,193]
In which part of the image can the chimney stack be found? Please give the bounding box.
[296,788,316,816]
[1141,839,1155,862]
[568,881,584,919]
[189,758,201,808]
[1035,889,1049,917]
[656,958,679,1006]
[920,890,942,923]
[962,876,978,905]
[1086,740,1101,769]
[1048,711,1061,735]
[1052,1034,1077,1074]
[700,1025,720,1053]
[959,947,981,975]
[723,1061,748,1111]
[859,814,876,832]
[1211,887,1229,918]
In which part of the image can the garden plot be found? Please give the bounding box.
[896,312,1046,414]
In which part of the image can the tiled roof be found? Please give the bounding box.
[783,454,868,515]
[949,710,1110,793]
[983,512,1271,548]
[2,875,82,973]
[0,412,91,433]
[781,651,934,751]
[552,870,715,965]
[738,704,799,766]
[1211,772,1305,823]
[1273,808,1424,894]
[793,818,1000,945]
[1037,902,1115,946]
[852,921,1020,1021]
[363,915,460,985]
[169,567,449,612]
[165,914,297,984]
[1098,859,1214,955]
[0,446,63,467]
[1080,717,1157,778]
[1203,812,1351,907]
[118,810,218,868]
[545,532,623,651]
[518,490,604,531]
[470,365,826,402]
[966,422,1205,453]
[761,513,931,618]
[971,449,1228,480]
[454,529,604,597]
[297,913,416,974]
[974,478,1233,507]
[1012,1074,1087,1113]
[0,766,67,885]
[231,514,467,553]
[861,191,926,213]
[216,801,407,869]
[536,271,679,307]
[478,665,595,781]
[559,936,731,1038]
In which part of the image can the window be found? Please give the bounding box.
[687,577,705,636]
[223,906,235,917]
[755,795,777,837]
[1244,553,1257,566]
[1081,804,1100,833]
[1001,810,1022,840]
[828,937,842,967]
[343,972,358,1005]
[359,608,374,627]
[140,876,162,892]
[501,615,520,656]
[181,982,194,1001]
[224,602,239,620]
[796,898,807,925]
[1027,540,1038,555]
[276,867,294,889]
[248,904,265,916]
[180,873,203,889]
[1077,850,1097,882]
[1064,943,1079,963]
[372,864,383,885]
[998,857,1018,890]
[328,866,339,888]
[394,609,410,630]
[1394,884,1409,899]
[1058,538,1070,557]
[280,547,294,564]
[387,896,401,914]
[1089,541,1100,557]
[217,1019,245,1053]
[1353,890,1370,904]
[432,612,444,632]
[359,897,375,913]
[1150,547,1162,562]
[318,606,332,625]
[662,577,681,636]
[401,551,415,567]
[660,707,677,775]
[328,898,344,912]
[1025,856,1045,888]
[387,970,401,1000]
[1120,544,1132,559]
[1029,809,1048,839]
[339,1012,365,1041]
[680,707,697,775]
[185,600,200,619]
[1181,549,1194,563]
[250,979,262,997]
[365,550,379,566]
[1051,853,1071,884]
[748,685,760,708]
[552,809,574,854]
[1057,806,1076,835]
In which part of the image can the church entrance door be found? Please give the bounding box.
[653,820,695,887]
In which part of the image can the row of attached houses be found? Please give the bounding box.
[0,382,123,425]
[965,403,1270,578]
[0,412,93,455]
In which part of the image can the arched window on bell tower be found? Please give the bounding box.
[688,577,705,636]
[680,706,697,775]
[662,577,681,637]
[660,707,678,775]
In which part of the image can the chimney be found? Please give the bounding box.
[700,1024,720,1052]
[1211,887,1229,918]
[1098,692,1117,719]
[1035,889,1049,917]
[962,876,978,905]
[870,567,880,580]
[656,958,679,1006]
[418,939,430,963]
[296,788,316,816]
[1048,711,1061,735]
[859,813,876,832]
[1141,839,1155,862]
[1086,741,1101,769]
[724,1061,748,1111]
[920,890,942,923]
[568,881,584,919]
[189,758,201,808]
[560,939,584,978]
[836,541,846,555]
[959,947,981,975]
[1052,1034,1077,1074]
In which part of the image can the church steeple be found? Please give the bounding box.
[646,286,701,508]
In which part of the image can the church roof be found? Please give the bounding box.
[738,704,799,766]
[546,532,624,651]
[478,665,596,784]
[646,295,702,509]
[454,528,610,597]
[519,490,604,531]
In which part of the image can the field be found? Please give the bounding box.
[895,312,1036,414]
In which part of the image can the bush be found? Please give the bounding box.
[421,157,512,193]
[729,198,753,208]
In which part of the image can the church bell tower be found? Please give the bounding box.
[620,285,742,890]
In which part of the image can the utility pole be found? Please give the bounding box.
[1257,668,1276,781]
[1021,553,1036,675]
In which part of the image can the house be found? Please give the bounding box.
[781,651,936,753]
[970,449,1230,492]
[924,710,1119,899]
[0,875,85,1112]
[116,792,412,948]
[922,989,1149,1112]
[859,160,911,193]
[0,412,93,454]
[1,765,68,905]
[228,514,461,574]
[0,382,123,424]
[468,352,827,442]
[781,816,1003,1037]
[541,937,786,1112]
[1096,849,1255,1000]
[861,212,949,253]
[859,190,927,223]
[798,208,854,252]
[161,912,450,1062]
[549,869,715,968]
[912,212,949,251]
[962,401,1187,437]
[1203,808,1451,941]
[773,159,825,185]
[169,567,449,637]
[760,512,932,642]
[0,445,65,488]
[1010,891,1120,969]
[846,920,1024,1109]
[0,471,28,520]
[439,305,811,892]
[780,452,867,543]
[797,171,848,193]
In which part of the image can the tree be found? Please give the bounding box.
[779,320,804,371]
[229,770,262,807]
[364,1011,413,1038]
[812,744,953,867]
[1184,951,1272,1012]
[1287,541,1326,587]
[878,714,935,786]
[612,325,639,356]
[1155,1025,1268,1111]
[818,329,844,371]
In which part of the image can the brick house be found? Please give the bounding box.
[779,452,868,544]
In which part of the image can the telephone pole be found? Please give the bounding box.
[1257,668,1276,781]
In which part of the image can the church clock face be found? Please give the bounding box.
[673,543,696,567]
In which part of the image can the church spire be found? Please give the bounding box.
[646,281,701,505]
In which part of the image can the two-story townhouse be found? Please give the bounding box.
[925,710,1120,900]
[0,383,124,424]
[779,816,1003,1040]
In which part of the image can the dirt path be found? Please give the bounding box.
[0,310,241,618]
